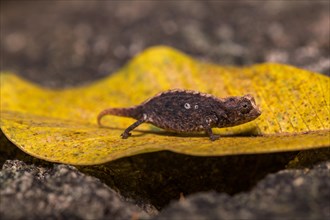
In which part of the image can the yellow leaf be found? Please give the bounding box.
[1,46,329,165]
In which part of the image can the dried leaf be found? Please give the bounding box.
[1,46,329,165]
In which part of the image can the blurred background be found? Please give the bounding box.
[1,1,329,87]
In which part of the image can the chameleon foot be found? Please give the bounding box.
[209,134,220,141]
[121,132,131,139]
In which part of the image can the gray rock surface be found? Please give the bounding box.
[1,2,329,220]
[1,159,329,220]
[154,162,330,220]
[1,1,329,88]
[0,160,148,220]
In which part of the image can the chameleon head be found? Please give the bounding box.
[217,94,262,127]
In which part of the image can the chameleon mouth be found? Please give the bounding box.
[250,107,262,120]
[256,108,262,116]
[253,106,262,117]
[246,95,262,117]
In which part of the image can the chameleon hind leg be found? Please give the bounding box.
[203,115,220,141]
[121,114,147,139]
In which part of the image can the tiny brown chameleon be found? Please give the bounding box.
[97,89,261,141]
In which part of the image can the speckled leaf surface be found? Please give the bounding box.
[1,46,329,165]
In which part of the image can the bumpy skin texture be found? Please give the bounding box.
[98,89,261,141]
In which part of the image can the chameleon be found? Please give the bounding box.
[97,89,261,141]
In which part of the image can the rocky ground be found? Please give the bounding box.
[1,159,329,220]
[1,1,329,220]
[0,160,149,220]
[155,161,330,220]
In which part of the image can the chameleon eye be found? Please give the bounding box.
[240,101,251,114]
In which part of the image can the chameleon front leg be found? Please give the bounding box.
[203,116,220,141]
[121,114,147,139]
[203,125,220,141]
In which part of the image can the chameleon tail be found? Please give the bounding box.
[97,106,141,126]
